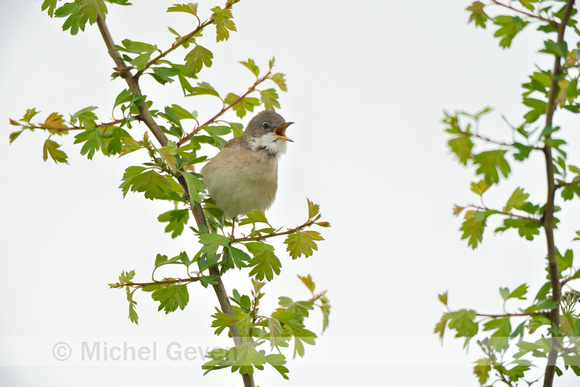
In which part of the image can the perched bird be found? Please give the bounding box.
[201,110,293,221]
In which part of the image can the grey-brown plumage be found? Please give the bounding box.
[201,111,293,218]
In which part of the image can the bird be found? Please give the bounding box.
[201,110,293,225]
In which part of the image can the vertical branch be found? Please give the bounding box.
[542,2,575,386]
[95,15,254,387]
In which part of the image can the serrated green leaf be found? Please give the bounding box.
[493,15,528,48]
[184,45,213,77]
[466,1,489,28]
[211,5,237,42]
[504,187,529,212]
[245,242,281,281]
[473,150,511,183]
[152,283,189,313]
[42,139,69,164]
[470,180,492,196]
[284,230,324,259]
[180,171,205,203]
[158,209,190,238]
[460,210,489,249]
[239,58,259,77]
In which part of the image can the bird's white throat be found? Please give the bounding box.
[248,132,287,156]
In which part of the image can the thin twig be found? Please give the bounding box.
[477,311,549,318]
[114,276,202,288]
[176,71,271,147]
[232,215,320,243]
[134,18,214,79]
[491,0,557,26]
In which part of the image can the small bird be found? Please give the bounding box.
[201,110,293,222]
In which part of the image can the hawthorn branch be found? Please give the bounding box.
[477,311,549,318]
[112,276,202,288]
[10,117,127,132]
[95,14,254,387]
[232,214,321,243]
[176,71,272,147]
[466,204,541,223]
[134,18,214,79]
[490,0,557,26]
[541,2,575,386]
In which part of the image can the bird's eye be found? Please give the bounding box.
[262,122,270,130]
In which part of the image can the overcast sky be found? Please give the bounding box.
[1,1,579,386]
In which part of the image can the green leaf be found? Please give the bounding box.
[42,0,58,17]
[114,88,133,109]
[224,93,260,119]
[150,67,181,84]
[460,210,489,249]
[470,180,492,196]
[239,59,260,77]
[493,15,528,48]
[54,0,107,35]
[74,128,105,159]
[495,218,541,240]
[541,39,568,58]
[245,242,281,281]
[509,284,529,300]
[180,171,205,203]
[307,198,320,219]
[260,88,280,111]
[189,81,220,98]
[270,73,288,92]
[199,233,231,255]
[446,309,479,347]
[184,45,213,77]
[151,283,189,313]
[158,209,190,238]
[284,230,324,259]
[298,274,316,293]
[167,3,198,15]
[466,1,489,28]
[211,5,237,42]
[474,358,491,384]
[473,150,511,183]
[483,318,511,351]
[119,166,180,200]
[447,133,474,165]
[42,139,69,164]
[504,187,530,212]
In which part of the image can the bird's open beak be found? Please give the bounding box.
[275,122,294,142]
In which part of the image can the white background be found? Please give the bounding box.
[1,1,579,386]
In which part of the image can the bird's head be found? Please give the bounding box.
[244,111,293,156]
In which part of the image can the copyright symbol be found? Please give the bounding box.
[52,342,72,361]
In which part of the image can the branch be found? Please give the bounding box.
[541,2,575,386]
[232,214,320,243]
[176,71,271,147]
[112,276,202,288]
[11,117,126,132]
[95,14,254,387]
[466,204,541,223]
[134,18,214,79]
[491,0,557,26]
[477,311,549,318]
[96,15,169,147]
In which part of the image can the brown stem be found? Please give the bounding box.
[117,276,202,287]
[541,2,575,387]
[232,214,320,243]
[477,311,549,318]
[134,18,214,79]
[176,71,271,147]
[491,0,557,26]
[95,14,254,387]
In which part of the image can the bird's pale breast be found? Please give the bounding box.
[201,140,279,218]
